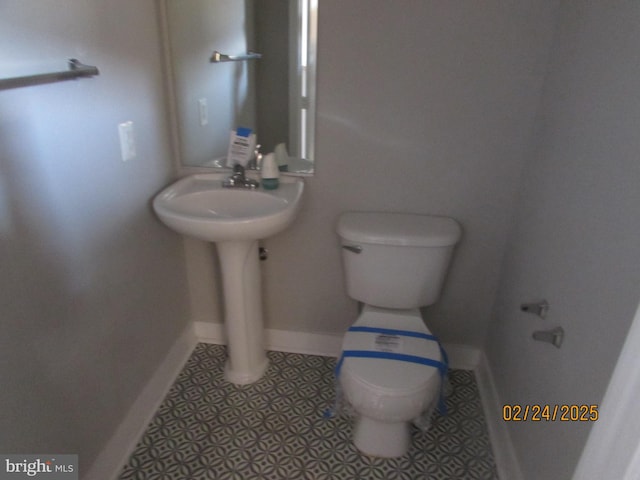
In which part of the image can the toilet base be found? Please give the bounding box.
[353,416,410,458]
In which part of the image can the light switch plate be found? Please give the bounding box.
[118,121,136,161]
[198,98,208,126]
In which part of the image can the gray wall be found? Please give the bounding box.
[187,0,560,348]
[486,1,640,478]
[0,0,191,473]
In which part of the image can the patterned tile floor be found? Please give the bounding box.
[119,344,497,479]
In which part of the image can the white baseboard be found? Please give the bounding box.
[194,321,343,357]
[266,329,344,357]
[85,324,197,480]
[193,320,226,343]
[193,321,481,370]
[475,352,524,480]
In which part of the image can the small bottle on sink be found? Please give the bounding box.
[260,153,279,190]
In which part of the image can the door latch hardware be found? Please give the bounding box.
[532,326,564,348]
[521,300,550,319]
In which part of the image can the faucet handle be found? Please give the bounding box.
[245,144,262,170]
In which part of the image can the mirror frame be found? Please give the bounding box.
[157,0,317,176]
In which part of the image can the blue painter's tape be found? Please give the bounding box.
[325,327,450,418]
[335,350,447,377]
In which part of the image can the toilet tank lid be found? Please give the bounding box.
[337,212,462,247]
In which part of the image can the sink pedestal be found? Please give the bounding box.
[153,173,304,386]
[217,239,269,384]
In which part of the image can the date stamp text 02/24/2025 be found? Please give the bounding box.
[502,404,599,422]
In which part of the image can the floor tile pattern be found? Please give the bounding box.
[119,343,497,479]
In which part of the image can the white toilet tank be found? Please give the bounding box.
[337,212,462,309]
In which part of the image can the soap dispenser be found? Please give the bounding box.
[261,152,279,190]
[274,142,289,172]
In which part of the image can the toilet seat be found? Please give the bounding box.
[339,308,442,395]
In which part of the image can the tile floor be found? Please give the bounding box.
[119,344,498,479]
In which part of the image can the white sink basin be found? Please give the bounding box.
[153,172,304,385]
[153,173,304,242]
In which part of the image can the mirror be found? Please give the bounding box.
[160,0,317,174]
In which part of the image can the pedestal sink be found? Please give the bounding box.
[153,173,304,384]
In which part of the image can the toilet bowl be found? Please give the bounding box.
[339,305,443,457]
[336,212,461,457]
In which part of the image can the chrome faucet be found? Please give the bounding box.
[246,144,263,171]
[223,164,260,189]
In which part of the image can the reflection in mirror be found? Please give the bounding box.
[161,0,316,174]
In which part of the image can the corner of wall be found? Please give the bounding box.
[475,352,524,480]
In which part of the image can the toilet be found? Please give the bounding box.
[336,212,462,458]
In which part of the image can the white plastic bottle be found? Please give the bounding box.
[261,153,279,190]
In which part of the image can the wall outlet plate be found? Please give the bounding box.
[118,121,136,161]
